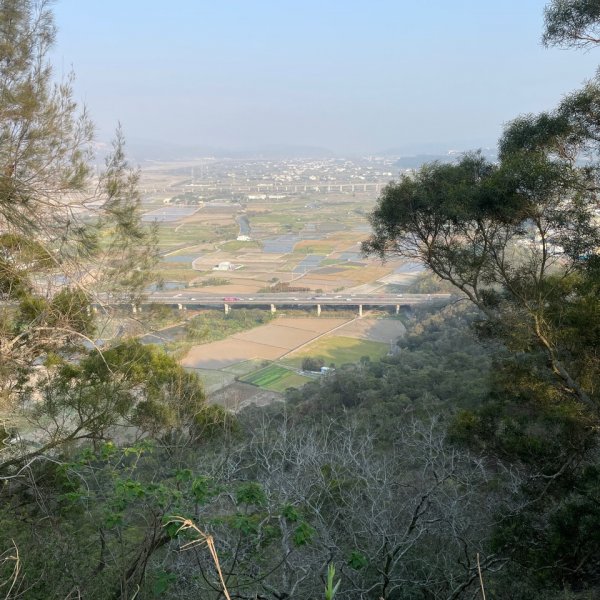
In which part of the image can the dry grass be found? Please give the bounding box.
[165,517,232,600]
[0,541,20,599]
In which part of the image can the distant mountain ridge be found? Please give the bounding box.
[95,138,335,163]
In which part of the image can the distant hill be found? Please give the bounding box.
[95,138,335,163]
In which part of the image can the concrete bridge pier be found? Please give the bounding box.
[224,303,230,315]
[358,304,363,317]
[177,303,183,311]
[132,304,137,314]
[396,304,400,314]
[317,304,321,317]
[271,304,277,314]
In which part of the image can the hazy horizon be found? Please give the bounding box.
[53,0,599,157]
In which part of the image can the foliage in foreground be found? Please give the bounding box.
[1,1,600,599]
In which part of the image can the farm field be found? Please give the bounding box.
[282,336,390,368]
[134,157,421,404]
[137,160,412,297]
[181,338,285,370]
[177,313,406,402]
[222,359,266,376]
[209,382,283,411]
[334,318,406,342]
[180,317,352,369]
[239,364,314,392]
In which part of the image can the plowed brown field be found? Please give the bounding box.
[181,317,351,369]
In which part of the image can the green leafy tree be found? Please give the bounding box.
[363,148,598,417]
[1,341,207,471]
[302,356,325,372]
[543,0,600,48]
[363,1,600,592]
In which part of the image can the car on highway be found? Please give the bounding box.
[222,296,241,302]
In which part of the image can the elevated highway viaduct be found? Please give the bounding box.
[109,293,454,316]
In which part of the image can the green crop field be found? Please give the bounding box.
[282,336,389,368]
[240,364,313,392]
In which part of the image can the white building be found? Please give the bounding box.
[213,262,236,271]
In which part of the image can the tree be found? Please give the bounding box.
[158,415,502,600]
[362,146,598,419]
[95,127,158,305]
[543,0,600,48]
[362,6,600,425]
[302,356,325,372]
[363,2,600,592]
[0,0,161,481]
[1,0,92,379]
[0,0,157,375]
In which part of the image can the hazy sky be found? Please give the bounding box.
[52,0,600,155]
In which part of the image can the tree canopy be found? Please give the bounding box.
[1,0,600,598]
[543,0,600,48]
[362,1,600,593]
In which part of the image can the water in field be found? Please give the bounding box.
[338,252,362,260]
[162,254,202,264]
[263,234,300,253]
[142,206,199,222]
[237,215,251,236]
[294,255,325,273]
